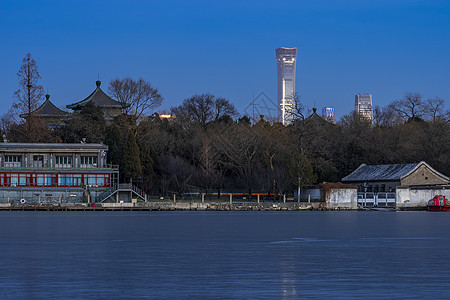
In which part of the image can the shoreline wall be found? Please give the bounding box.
[0,202,327,211]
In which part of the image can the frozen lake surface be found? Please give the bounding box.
[1,211,449,299]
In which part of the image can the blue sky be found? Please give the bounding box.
[0,0,449,119]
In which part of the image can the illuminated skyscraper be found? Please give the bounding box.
[276,47,297,125]
[322,107,336,123]
[354,94,373,123]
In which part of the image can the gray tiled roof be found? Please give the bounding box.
[20,95,70,118]
[66,81,125,110]
[342,163,418,182]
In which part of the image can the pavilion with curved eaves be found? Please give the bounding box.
[66,80,129,121]
[20,94,71,128]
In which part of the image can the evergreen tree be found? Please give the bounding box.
[104,124,122,165]
[122,131,142,181]
[56,102,106,143]
[137,139,156,177]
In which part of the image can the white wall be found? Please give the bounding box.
[396,187,450,208]
[325,188,358,209]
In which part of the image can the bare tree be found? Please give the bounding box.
[424,97,445,122]
[288,153,316,201]
[171,94,237,130]
[108,77,163,120]
[214,97,238,121]
[373,105,402,127]
[389,92,425,122]
[159,155,195,197]
[284,92,306,122]
[0,107,21,136]
[13,53,44,119]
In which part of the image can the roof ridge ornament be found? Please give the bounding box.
[96,80,101,87]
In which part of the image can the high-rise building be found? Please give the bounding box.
[322,107,336,123]
[276,47,297,125]
[354,94,373,122]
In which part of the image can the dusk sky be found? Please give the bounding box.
[1,0,449,120]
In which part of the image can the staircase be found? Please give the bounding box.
[97,183,148,203]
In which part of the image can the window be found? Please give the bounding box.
[58,174,73,186]
[73,175,82,187]
[36,174,45,186]
[45,174,57,186]
[5,156,21,168]
[33,155,44,167]
[83,174,109,186]
[8,174,19,186]
[88,174,96,186]
[18,174,27,186]
[80,156,97,168]
[97,176,105,186]
[55,156,72,168]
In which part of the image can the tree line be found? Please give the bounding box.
[1,53,450,198]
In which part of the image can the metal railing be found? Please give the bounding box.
[0,163,119,170]
[358,192,396,207]
[94,187,118,203]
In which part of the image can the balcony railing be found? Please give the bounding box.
[0,163,119,171]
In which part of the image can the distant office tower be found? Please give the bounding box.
[276,47,297,125]
[322,107,336,123]
[354,94,373,122]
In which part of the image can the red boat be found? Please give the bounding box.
[427,195,450,211]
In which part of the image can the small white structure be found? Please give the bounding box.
[322,183,358,210]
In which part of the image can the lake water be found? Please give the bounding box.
[1,211,450,299]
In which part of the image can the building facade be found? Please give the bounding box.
[321,107,336,123]
[276,47,297,125]
[354,94,373,122]
[0,143,119,203]
[341,161,449,193]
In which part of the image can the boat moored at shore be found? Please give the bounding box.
[427,195,450,211]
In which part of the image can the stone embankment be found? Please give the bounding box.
[0,202,328,211]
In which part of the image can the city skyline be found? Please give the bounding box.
[0,1,449,120]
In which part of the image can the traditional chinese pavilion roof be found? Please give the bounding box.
[304,108,329,125]
[20,94,70,118]
[66,80,125,110]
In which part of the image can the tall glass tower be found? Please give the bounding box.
[276,47,297,125]
[354,94,373,123]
